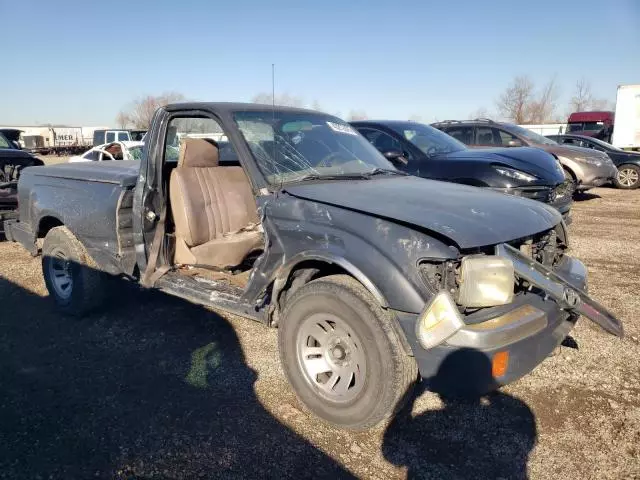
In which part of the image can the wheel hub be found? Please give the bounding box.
[296,313,366,403]
[618,168,639,187]
[48,248,73,300]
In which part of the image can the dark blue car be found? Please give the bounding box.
[351,120,572,222]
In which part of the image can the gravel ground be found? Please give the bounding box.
[0,187,638,479]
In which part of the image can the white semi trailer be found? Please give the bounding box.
[612,84,640,151]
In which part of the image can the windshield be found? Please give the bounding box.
[580,136,622,151]
[386,122,466,155]
[233,111,395,184]
[509,125,558,145]
[567,122,605,133]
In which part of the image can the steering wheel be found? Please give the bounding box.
[316,151,345,167]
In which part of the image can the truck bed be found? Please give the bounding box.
[28,161,140,187]
[7,160,141,274]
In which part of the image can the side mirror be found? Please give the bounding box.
[382,149,409,165]
[507,139,523,147]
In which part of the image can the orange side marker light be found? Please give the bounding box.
[492,351,509,378]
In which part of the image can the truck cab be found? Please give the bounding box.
[566,111,614,143]
[92,129,132,146]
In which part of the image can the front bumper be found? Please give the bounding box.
[576,163,617,190]
[491,185,572,221]
[395,245,622,392]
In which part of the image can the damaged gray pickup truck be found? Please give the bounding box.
[4,103,623,430]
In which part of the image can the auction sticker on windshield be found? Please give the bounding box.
[327,121,358,135]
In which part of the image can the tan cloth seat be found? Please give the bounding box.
[169,138,263,268]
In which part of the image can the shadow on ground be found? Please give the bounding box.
[573,191,602,202]
[383,349,537,480]
[0,273,355,479]
[1,262,539,480]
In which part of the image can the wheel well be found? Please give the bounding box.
[278,260,349,304]
[618,163,640,170]
[37,216,64,238]
[273,260,378,326]
[563,166,577,182]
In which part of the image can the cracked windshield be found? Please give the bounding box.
[233,111,396,183]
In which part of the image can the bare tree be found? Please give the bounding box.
[115,111,130,129]
[311,100,323,111]
[251,92,304,107]
[528,77,559,124]
[569,78,593,112]
[347,110,368,121]
[496,76,535,124]
[568,79,612,113]
[469,107,491,120]
[117,92,185,129]
[588,97,613,111]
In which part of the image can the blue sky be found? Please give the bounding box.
[1,0,638,126]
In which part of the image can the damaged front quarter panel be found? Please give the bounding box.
[242,190,459,320]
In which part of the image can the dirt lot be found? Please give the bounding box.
[1,187,638,480]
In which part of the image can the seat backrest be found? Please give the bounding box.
[170,138,258,248]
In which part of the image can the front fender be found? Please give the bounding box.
[244,195,459,314]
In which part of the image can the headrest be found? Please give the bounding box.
[178,138,219,168]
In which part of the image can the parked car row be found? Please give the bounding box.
[546,134,640,189]
[431,119,619,192]
[4,102,623,432]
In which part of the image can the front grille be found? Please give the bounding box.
[519,186,554,203]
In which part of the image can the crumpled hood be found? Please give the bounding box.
[442,147,564,182]
[284,176,561,249]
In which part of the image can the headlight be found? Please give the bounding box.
[457,255,515,307]
[494,166,537,183]
[416,291,466,349]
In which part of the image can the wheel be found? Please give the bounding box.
[614,164,640,189]
[278,274,418,430]
[42,226,107,315]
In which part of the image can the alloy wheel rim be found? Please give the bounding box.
[48,248,73,300]
[296,313,367,403]
[618,168,639,187]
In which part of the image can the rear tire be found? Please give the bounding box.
[42,226,108,316]
[614,164,640,189]
[278,274,418,430]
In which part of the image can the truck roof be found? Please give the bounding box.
[568,111,615,123]
[164,102,321,115]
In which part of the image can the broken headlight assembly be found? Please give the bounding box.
[416,291,466,349]
[456,255,515,307]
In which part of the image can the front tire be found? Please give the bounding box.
[614,164,640,189]
[42,226,107,316]
[278,274,418,430]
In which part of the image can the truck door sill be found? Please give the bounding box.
[154,271,263,323]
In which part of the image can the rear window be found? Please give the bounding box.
[106,132,116,143]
